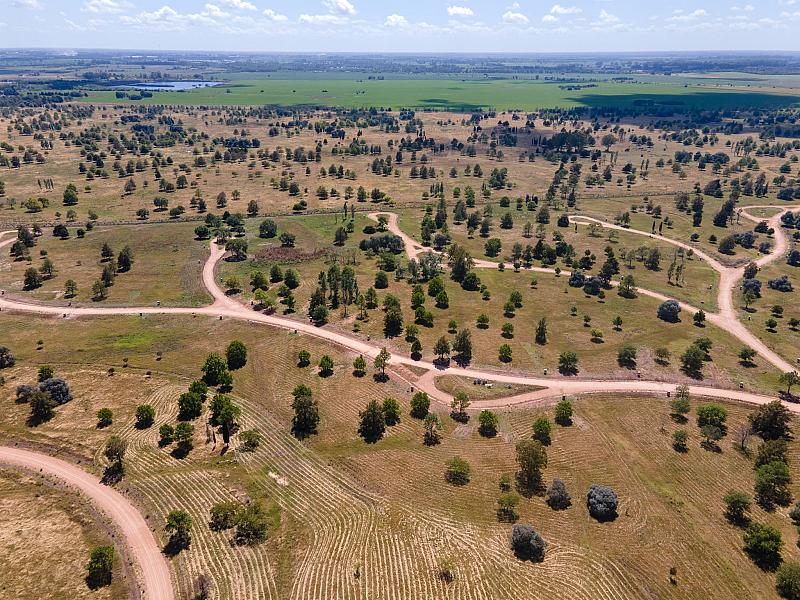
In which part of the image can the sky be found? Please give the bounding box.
[1,0,800,53]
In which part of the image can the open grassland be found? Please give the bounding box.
[0,221,210,306]
[0,468,126,600]
[3,105,800,232]
[0,312,797,598]
[81,78,800,111]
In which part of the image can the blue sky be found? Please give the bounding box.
[1,0,799,52]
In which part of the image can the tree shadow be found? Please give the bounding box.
[163,537,190,558]
[373,373,389,383]
[101,461,124,486]
[515,473,545,499]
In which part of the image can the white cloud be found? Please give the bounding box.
[220,0,257,9]
[550,4,581,15]
[204,3,228,18]
[731,4,755,11]
[11,0,43,9]
[262,7,287,21]
[447,5,473,16]
[299,12,347,24]
[597,9,619,24]
[120,5,221,30]
[668,8,708,21]
[502,10,528,23]
[541,14,557,23]
[384,13,408,27]
[82,0,130,13]
[322,0,356,15]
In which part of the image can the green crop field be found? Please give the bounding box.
[82,78,800,110]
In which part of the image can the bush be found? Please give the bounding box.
[510,524,546,562]
[135,404,155,428]
[496,493,520,522]
[0,346,15,369]
[225,340,247,370]
[554,399,573,426]
[86,546,115,589]
[672,429,688,452]
[478,409,498,437]
[723,490,751,525]
[445,456,471,486]
[768,275,794,292]
[410,392,430,419]
[546,478,571,510]
[657,299,681,322]
[532,416,552,445]
[38,377,72,405]
[587,484,618,521]
[743,522,783,571]
[776,563,800,599]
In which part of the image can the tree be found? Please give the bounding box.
[450,391,470,422]
[374,270,389,289]
[86,546,115,589]
[723,490,752,525]
[117,246,134,272]
[358,399,386,443]
[28,390,56,425]
[749,400,793,441]
[670,384,691,420]
[693,310,706,327]
[532,416,552,445]
[696,403,728,434]
[159,424,174,445]
[410,392,430,419]
[617,344,637,368]
[383,306,404,337]
[780,371,800,396]
[0,346,15,369]
[776,563,800,599]
[601,133,617,151]
[135,404,155,428]
[478,409,498,437]
[382,397,401,426]
[499,344,513,363]
[209,501,240,531]
[755,460,792,508]
[92,279,107,301]
[64,279,77,297]
[535,317,547,345]
[210,394,241,444]
[510,524,546,562]
[234,501,271,546]
[445,456,471,486]
[558,351,578,375]
[225,340,247,370]
[39,377,72,404]
[673,429,689,452]
[657,299,681,322]
[259,219,277,238]
[515,439,547,494]
[165,510,192,553]
[178,392,202,420]
[546,478,571,510]
[739,345,757,366]
[423,413,442,445]
[681,344,706,376]
[104,435,126,464]
[318,355,334,377]
[97,407,113,428]
[290,384,319,439]
[297,350,311,368]
[434,336,451,361]
[743,522,783,571]
[587,484,618,521]
[497,493,520,522]
[353,355,367,376]
[554,399,573,426]
[23,267,42,290]
[201,353,228,386]
[452,328,473,365]
[374,347,391,376]
[173,422,194,456]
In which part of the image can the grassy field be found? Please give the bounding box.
[82,78,800,111]
[0,311,797,598]
[0,468,127,600]
[0,221,210,306]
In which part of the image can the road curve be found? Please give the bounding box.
[0,216,798,413]
[0,446,174,600]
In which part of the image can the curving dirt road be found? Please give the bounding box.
[0,446,173,600]
[1,211,798,415]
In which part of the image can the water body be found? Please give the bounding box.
[116,81,218,91]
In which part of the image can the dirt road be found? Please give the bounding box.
[0,446,173,600]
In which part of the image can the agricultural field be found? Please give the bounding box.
[3,51,800,600]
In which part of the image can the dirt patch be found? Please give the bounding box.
[254,245,329,263]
